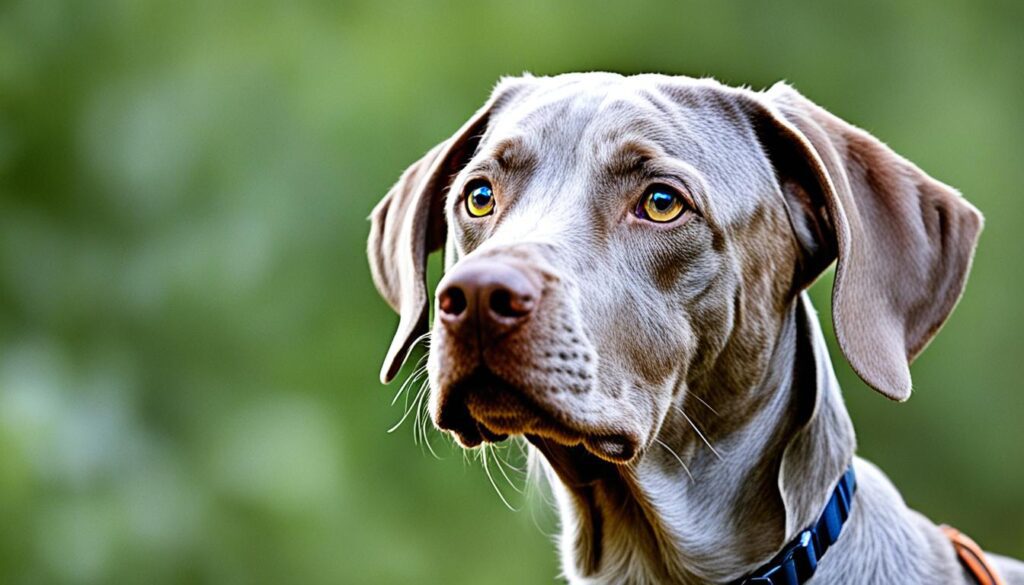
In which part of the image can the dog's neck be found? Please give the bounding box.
[533,294,856,584]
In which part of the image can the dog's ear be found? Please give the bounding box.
[747,83,983,401]
[367,79,531,383]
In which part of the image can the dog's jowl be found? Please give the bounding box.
[368,73,1024,585]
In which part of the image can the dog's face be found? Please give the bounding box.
[369,73,981,466]
[428,76,797,463]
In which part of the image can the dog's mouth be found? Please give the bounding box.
[436,367,638,464]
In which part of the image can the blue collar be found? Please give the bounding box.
[732,466,857,585]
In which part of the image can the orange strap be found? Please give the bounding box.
[941,525,1006,585]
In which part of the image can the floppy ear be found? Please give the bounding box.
[367,80,530,383]
[748,83,983,401]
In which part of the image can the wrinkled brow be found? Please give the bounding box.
[604,142,661,178]
[491,138,537,174]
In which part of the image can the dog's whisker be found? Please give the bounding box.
[387,332,433,379]
[492,444,526,494]
[514,435,530,460]
[409,330,433,350]
[412,377,431,445]
[391,370,415,410]
[412,380,430,435]
[673,405,722,461]
[655,438,694,483]
[499,445,526,474]
[422,434,442,459]
[386,403,417,434]
[523,442,550,503]
[494,460,524,495]
[481,445,519,511]
[412,385,424,446]
[415,392,427,446]
[390,360,427,406]
[689,392,719,416]
[418,388,443,460]
[387,378,429,434]
[522,443,557,535]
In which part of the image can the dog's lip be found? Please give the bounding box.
[582,435,638,462]
[437,368,639,464]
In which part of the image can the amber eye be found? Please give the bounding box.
[465,181,495,217]
[637,185,688,223]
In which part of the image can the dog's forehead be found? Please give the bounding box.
[489,78,689,161]
[480,75,776,223]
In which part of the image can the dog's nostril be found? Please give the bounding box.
[438,287,467,316]
[489,288,533,318]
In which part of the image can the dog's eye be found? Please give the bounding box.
[465,181,495,218]
[637,185,687,223]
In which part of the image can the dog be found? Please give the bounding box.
[367,73,1024,584]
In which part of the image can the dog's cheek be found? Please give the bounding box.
[647,224,717,295]
[581,283,692,392]
[596,223,721,387]
[630,310,694,387]
[683,266,740,383]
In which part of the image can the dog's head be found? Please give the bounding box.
[368,73,981,465]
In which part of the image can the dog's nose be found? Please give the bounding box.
[437,258,540,343]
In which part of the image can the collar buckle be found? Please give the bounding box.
[734,466,856,585]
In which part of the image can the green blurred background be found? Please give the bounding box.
[1,1,1021,583]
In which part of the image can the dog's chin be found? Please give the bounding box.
[435,367,639,464]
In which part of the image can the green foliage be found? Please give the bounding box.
[1,0,1022,583]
